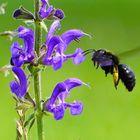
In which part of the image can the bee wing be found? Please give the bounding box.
[96,57,114,67]
[118,46,140,59]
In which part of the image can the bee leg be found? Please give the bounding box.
[105,72,108,77]
[96,62,99,69]
[94,62,96,67]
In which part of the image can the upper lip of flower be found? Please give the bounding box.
[42,20,88,70]
[10,66,27,97]
[45,78,88,120]
[18,26,34,53]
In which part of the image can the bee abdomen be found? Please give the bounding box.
[118,64,136,91]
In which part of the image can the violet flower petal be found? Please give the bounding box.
[48,82,66,105]
[65,48,85,65]
[72,48,85,65]
[61,29,85,47]
[42,36,62,65]
[11,55,25,67]
[10,26,34,67]
[10,81,20,95]
[52,52,63,70]
[41,0,48,4]
[64,78,85,91]
[10,67,27,97]
[46,36,62,57]
[39,0,64,20]
[46,78,85,108]
[39,0,47,18]
[58,78,86,101]
[18,26,34,53]
[39,0,54,19]
[65,101,83,115]
[53,104,65,120]
[45,78,87,120]
[39,5,53,19]
[10,42,25,67]
[10,42,22,56]
[46,20,61,43]
[51,42,66,70]
[44,21,88,70]
[70,101,83,115]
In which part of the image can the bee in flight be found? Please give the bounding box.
[83,49,136,92]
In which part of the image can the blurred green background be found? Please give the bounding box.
[0,0,140,139]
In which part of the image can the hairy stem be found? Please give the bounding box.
[34,0,44,140]
[34,74,43,140]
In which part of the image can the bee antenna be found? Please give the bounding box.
[82,49,96,56]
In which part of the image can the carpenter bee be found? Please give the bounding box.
[83,49,136,91]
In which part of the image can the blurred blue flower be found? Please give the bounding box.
[42,20,87,70]
[10,67,27,97]
[10,26,34,67]
[39,0,64,20]
[45,78,87,120]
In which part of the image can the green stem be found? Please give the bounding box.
[34,0,43,140]
[34,74,43,140]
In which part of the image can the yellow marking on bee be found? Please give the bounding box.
[113,66,119,89]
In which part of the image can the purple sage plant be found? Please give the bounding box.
[0,0,90,139]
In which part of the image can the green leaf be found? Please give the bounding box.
[24,20,34,27]
[24,113,35,128]
[0,3,7,15]
[28,118,35,133]
[16,98,34,111]
[0,31,16,41]
[41,21,48,32]
[0,65,12,77]
[16,120,23,138]
[25,92,35,107]
[43,111,53,117]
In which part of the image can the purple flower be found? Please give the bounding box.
[45,78,87,120]
[39,0,64,20]
[54,9,64,20]
[42,20,88,70]
[10,26,34,67]
[10,67,27,97]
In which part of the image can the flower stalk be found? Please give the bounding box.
[34,0,44,140]
[8,0,88,139]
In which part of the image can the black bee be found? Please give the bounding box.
[83,49,136,91]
